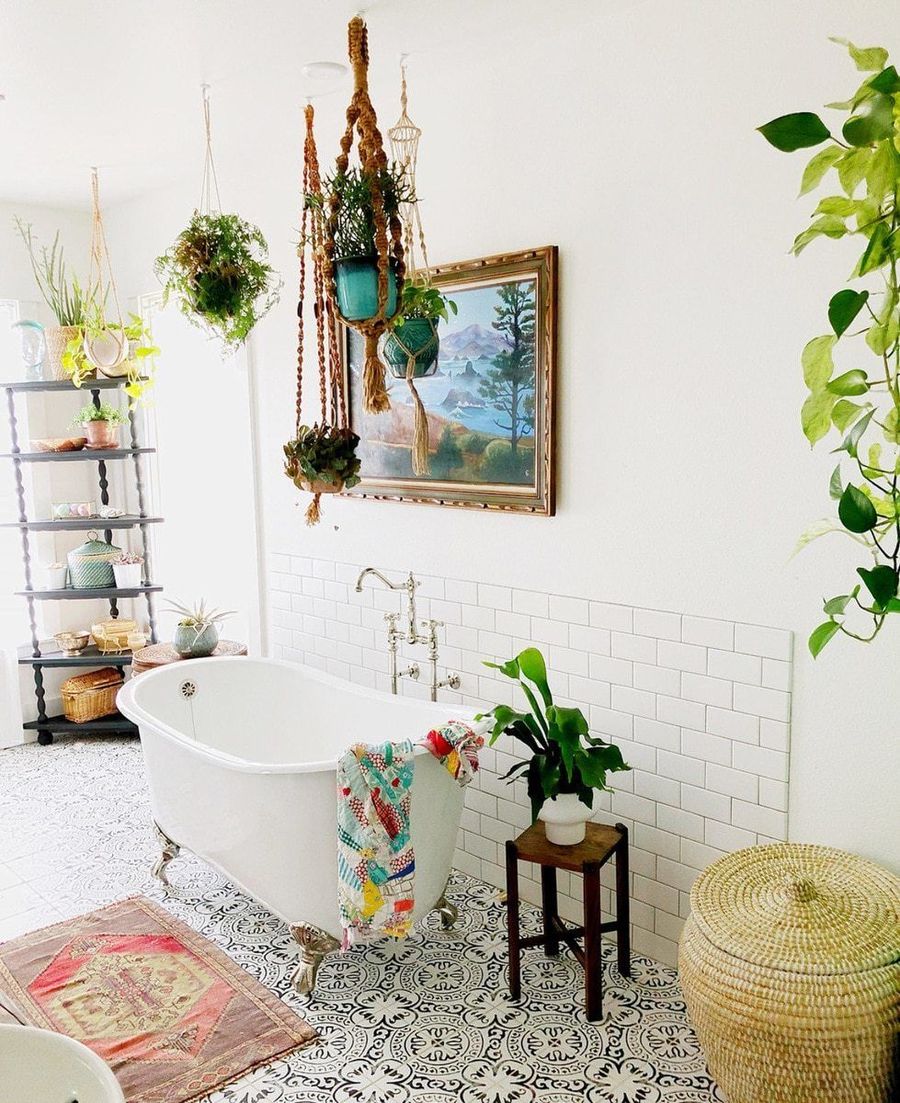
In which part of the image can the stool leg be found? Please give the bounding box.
[583,860,603,1022]
[505,840,521,1001]
[540,865,559,957]
[615,822,631,977]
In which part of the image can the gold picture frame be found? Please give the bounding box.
[341,245,557,515]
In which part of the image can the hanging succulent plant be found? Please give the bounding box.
[154,211,281,353]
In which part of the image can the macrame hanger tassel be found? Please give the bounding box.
[406,355,429,476]
[305,492,322,527]
[363,333,391,414]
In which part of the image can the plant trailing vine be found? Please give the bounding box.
[759,37,900,656]
[283,424,362,494]
[154,212,281,354]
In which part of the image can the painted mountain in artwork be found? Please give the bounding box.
[439,323,510,362]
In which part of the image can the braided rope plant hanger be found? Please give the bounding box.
[382,57,453,476]
[83,167,128,371]
[323,15,406,417]
[283,103,359,527]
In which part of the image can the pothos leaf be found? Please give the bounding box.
[838,484,878,532]
[856,564,899,610]
[758,112,831,152]
[829,464,844,500]
[801,391,837,444]
[809,620,840,658]
[801,334,836,390]
[829,37,889,73]
[827,289,869,337]
[799,145,843,195]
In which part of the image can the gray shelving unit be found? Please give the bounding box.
[3,376,161,745]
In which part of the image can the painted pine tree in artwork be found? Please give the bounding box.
[479,281,536,456]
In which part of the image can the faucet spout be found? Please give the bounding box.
[355,567,401,593]
[354,566,420,644]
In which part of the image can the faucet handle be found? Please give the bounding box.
[385,612,400,629]
[422,618,444,636]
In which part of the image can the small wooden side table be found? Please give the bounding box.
[131,640,248,676]
[505,820,630,1022]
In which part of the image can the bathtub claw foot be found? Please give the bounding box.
[289,924,340,996]
[436,892,459,931]
[152,822,181,888]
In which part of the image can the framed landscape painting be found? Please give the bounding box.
[341,246,557,515]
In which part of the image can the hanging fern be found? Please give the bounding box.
[155,211,281,353]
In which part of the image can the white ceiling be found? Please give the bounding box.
[0,0,563,210]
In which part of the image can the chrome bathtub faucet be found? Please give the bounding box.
[355,567,460,701]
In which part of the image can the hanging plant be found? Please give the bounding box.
[154,211,280,352]
[323,16,407,415]
[62,310,158,402]
[758,37,900,656]
[284,104,359,526]
[384,280,457,380]
[154,85,281,355]
[284,424,361,494]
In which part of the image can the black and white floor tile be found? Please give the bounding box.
[0,737,723,1102]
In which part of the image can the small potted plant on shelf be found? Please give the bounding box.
[72,402,128,449]
[317,165,412,322]
[479,647,631,846]
[14,218,84,381]
[167,598,234,658]
[283,423,362,495]
[111,552,143,590]
[154,211,281,354]
[383,279,457,378]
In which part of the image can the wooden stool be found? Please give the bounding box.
[505,820,630,1022]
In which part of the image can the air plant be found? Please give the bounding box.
[165,597,235,640]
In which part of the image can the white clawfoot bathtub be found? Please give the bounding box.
[117,657,482,993]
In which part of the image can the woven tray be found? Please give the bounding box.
[131,640,247,675]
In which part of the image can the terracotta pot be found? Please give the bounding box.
[84,420,120,449]
[44,325,83,381]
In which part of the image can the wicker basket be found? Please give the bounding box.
[60,667,124,723]
[679,843,900,1103]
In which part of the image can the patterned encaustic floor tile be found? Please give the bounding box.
[0,737,723,1102]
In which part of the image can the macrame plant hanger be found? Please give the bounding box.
[387,57,435,475]
[292,103,350,526]
[83,167,128,372]
[323,15,405,415]
[198,83,223,216]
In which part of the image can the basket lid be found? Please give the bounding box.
[690,843,900,975]
[61,667,124,694]
[69,530,121,557]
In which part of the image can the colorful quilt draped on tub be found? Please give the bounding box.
[337,720,482,948]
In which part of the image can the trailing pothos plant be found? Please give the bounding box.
[759,37,900,656]
[478,647,630,821]
[62,307,158,402]
[390,279,457,327]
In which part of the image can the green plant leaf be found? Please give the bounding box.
[799,145,844,195]
[823,587,859,615]
[758,112,831,152]
[829,464,844,499]
[814,196,858,217]
[856,564,899,610]
[809,620,840,657]
[884,598,900,614]
[838,484,878,532]
[801,334,836,390]
[483,657,520,680]
[856,221,890,276]
[801,391,837,444]
[883,408,900,445]
[546,704,588,783]
[827,288,869,336]
[869,65,900,94]
[826,369,869,396]
[865,311,899,355]
[517,647,553,708]
[791,216,847,254]
[830,37,889,72]
[837,148,872,195]
[834,406,876,456]
[831,399,867,432]
[842,93,896,146]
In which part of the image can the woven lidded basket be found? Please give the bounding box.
[679,843,900,1103]
[60,667,123,723]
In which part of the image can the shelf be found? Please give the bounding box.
[1,448,154,464]
[18,644,134,667]
[17,584,162,600]
[23,711,138,734]
[0,515,163,532]
[2,378,138,394]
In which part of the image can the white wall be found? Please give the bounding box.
[101,0,899,871]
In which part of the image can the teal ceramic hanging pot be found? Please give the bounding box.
[334,257,399,322]
[383,318,440,379]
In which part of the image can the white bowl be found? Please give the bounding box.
[0,1023,124,1103]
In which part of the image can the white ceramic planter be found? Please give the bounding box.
[41,564,67,590]
[539,793,592,846]
[113,562,143,589]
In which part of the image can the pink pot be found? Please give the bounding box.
[84,421,119,449]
